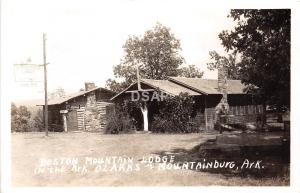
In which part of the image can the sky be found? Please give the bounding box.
[3,0,239,101]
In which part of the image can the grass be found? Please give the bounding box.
[11,132,289,186]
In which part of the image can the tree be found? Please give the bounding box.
[218,9,290,110]
[177,65,204,78]
[106,23,203,92]
[11,103,18,132]
[106,23,203,131]
[207,51,240,80]
[11,103,31,132]
[105,78,130,93]
[50,87,66,99]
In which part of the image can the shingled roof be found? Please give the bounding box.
[169,77,247,95]
[111,77,250,101]
[37,87,114,106]
[141,79,200,96]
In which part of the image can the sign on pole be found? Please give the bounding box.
[14,63,43,87]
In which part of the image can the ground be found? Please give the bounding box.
[12,132,289,186]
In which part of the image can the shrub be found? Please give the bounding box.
[105,104,136,134]
[33,109,44,131]
[11,103,32,132]
[151,93,198,133]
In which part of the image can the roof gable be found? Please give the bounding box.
[110,79,201,101]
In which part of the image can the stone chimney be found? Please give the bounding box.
[85,82,96,91]
[216,66,229,114]
[218,67,228,92]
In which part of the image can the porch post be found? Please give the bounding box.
[141,102,148,132]
[60,110,68,132]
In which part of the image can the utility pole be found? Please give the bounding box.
[13,34,49,136]
[43,33,48,136]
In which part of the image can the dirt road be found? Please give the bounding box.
[11,132,288,186]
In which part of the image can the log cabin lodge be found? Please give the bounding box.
[39,70,263,132]
[111,71,263,130]
[38,82,115,132]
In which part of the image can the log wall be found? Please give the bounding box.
[192,104,263,130]
[49,90,115,132]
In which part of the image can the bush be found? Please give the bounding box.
[105,93,197,133]
[105,104,136,134]
[151,93,198,133]
[11,103,32,132]
[33,109,44,131]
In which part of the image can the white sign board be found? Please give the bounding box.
[14,64,43,82]
[59,110,68,114]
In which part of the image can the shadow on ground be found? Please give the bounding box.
[152,135,290,180]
